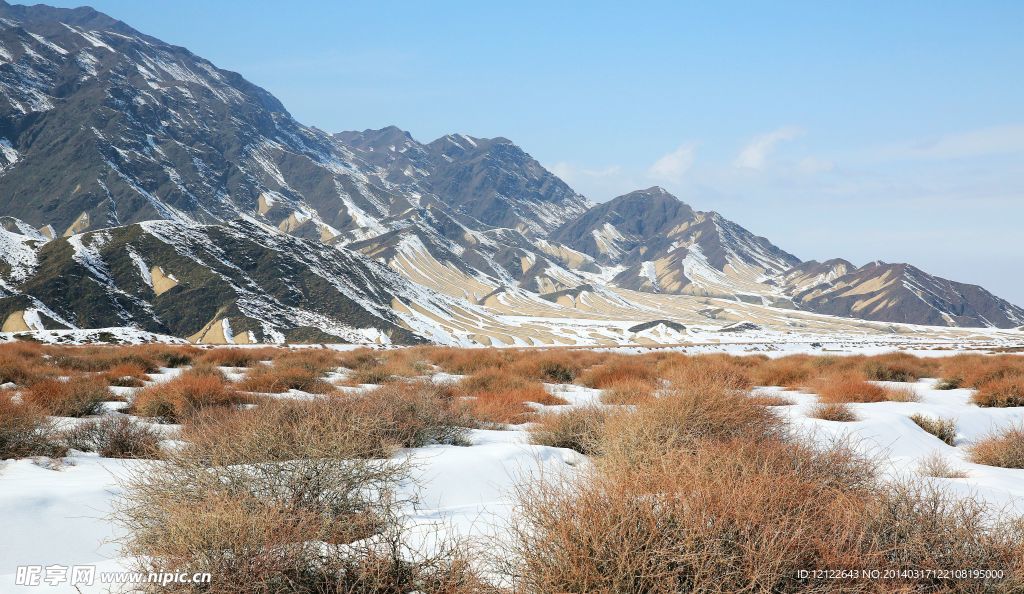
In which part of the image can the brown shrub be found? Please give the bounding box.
[0,342,48,385]
[910,414,957,445]
[863,352,934,382]
[969,425,1024,469]
[810,402,858,422]
[578,358,656,389]
[421,347,512,375]
[23,376,110,416]
[529,407,609,455]
[62,416,161,458]
[661,354,754,394]
[238,363,334,394]
[198,346,280,368]
[46,346,161,373]
[747,393,794,407]
[938,354,1024,390]
[508,350,583,384]
[131,370,245,422]
[753,355,815,387]
[0,395,66,459]
[598,379,782,467]
[811,374,889,403]
[881,384,920,402]
[353,382,474,448]
[120,394,477,593]
[506,434,1024,593]
[103,363,151,387]
[599,377,657,405]
[917,452,967,479]
[972,376,1024,408]
[458,369,567,424]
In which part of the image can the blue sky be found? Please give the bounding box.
[33,1,1024,305]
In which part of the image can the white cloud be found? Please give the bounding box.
[880,124,1024,161]
[548,162,622,184]
[735,126,803,170]
[647,143,697,183]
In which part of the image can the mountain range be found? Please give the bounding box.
[0,1,1020,345]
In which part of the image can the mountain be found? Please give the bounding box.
[0,1,1019,342]
[335,127,591,237]
[552,187,801,301]
[789,261,1024,329]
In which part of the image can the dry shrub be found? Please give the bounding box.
[62,416,161,458]
[972,376,1024,408]
[120,395,477,593]
[132,370,245,422]
[198,347,280,368]
[600,377,657,405]
[0,394,66,459]
[810,402,858,422]
[863,352,934,382]
[578,358,656,389]
[23,376,110,417]
[910,414,957,445]
[969,425,1024,469]
[458,370,567,424]
[132,344,198,368]
[0,341,48,385]
[509,350,583,384]
[529,407,609,455]
[422,347,512,375]
[341,349,430,385]
[506,438,877,593]
[239,363,335,394]
[747,393,794,407]
[507,435,1024,593]
[661,354,754,394]
[938,354,1024,390]
[881,384,920,402]
[46,346,161,374]
[598,379,782,467]
[811,374,889,403]
[917,452,968,479]
[753,356,815,387]
[354,382,474,448]
[103,362,151,387]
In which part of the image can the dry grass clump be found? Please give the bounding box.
[881,384,920,402]
[938,354,1024,390]
[421,346,513,375]
[863,352,934,382]
[120,393,477,593]
[131,369,246,422]
[46,346,162,374]
[62,416,161,458]
[529,407,609,455]
[340,348,431,385]
[599,377,657,405]
[458,369,567,424]
[810,402,858,422]
[747,393,794,407]
[810,373,889,403]
[910,414,957,445]
[917,451,968,478]
[661,354,754,394]
[0,342,49,385]
[23,376,111,417]
[968,425,1024,469]
[972,376,1024,408]
[102,362,151,388]
[353,382,474,448]
[0,395,66,459]
[507,434,1024,592]
[506,438,878,593]
[752,355,815,387]
[508,350,583,384]
[197,347,280,368]
[599,379,782,467]
[578,358,656,389]
[238,357,335,394]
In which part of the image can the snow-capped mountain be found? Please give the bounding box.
[0,1,1020,343]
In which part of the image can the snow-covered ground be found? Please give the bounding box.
[3,370,1024,592]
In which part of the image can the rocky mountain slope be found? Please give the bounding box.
[0,1,1019,343]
